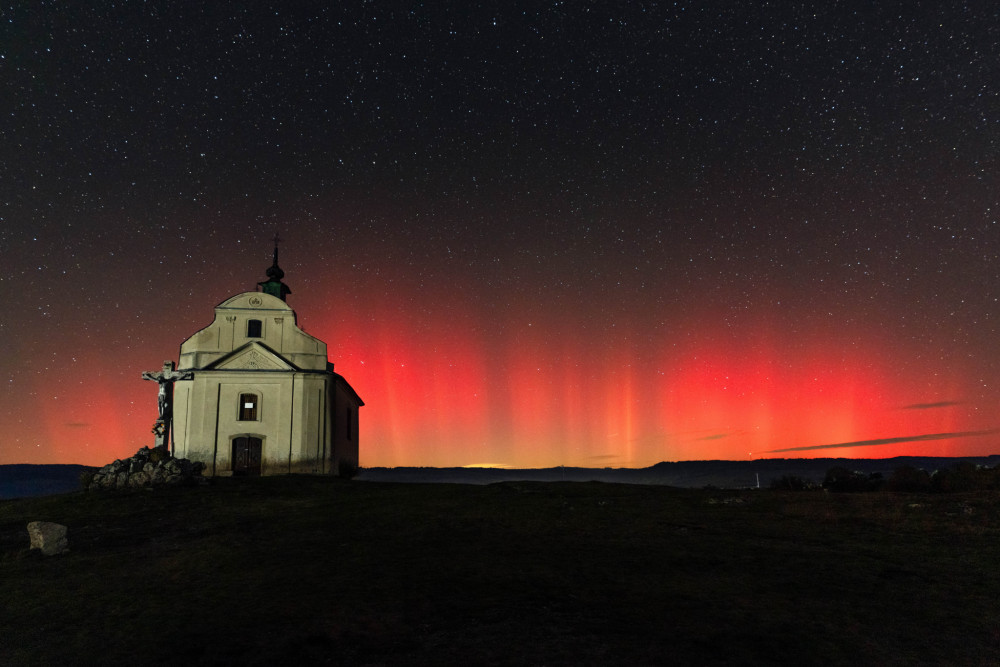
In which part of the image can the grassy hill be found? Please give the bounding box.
[3,476,1000,665]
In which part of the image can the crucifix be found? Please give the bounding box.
[141,361,193,453]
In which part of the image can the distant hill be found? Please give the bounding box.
[5,456,1000,499]
[358,455,1000,488]
[0,464,94,500]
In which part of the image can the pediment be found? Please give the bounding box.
[207,343,296,371]
[216,291,293,312]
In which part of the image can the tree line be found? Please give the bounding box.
[769,461,1000,493]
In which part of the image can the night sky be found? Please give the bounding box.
[4,2,999,468]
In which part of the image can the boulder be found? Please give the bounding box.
[128,471,150,488]
[27,521,69,556]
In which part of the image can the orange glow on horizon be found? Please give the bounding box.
[310,305,997,468]
[3,290,998,468]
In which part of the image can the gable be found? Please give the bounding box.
[217,291,293,312]
[206,343,297,371]
[178,291,328,371]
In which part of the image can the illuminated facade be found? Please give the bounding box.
[171,249,362,476]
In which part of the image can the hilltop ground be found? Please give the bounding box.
[2,476,999,665]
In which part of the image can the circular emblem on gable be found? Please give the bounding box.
[249,296,263,306]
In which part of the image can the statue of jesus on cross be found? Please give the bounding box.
[141,361,193,452]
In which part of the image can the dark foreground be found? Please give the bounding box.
[2,477,999,665]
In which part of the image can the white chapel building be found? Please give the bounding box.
[170,247,363,477]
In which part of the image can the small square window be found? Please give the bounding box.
[247,319,262,337]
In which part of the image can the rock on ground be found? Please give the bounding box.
[27,521,69,556]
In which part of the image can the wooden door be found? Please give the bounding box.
[232,437,263,476]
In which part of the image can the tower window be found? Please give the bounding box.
[247,319,262,337]
[239,393,259,421]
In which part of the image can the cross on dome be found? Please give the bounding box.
[258,233,291,301]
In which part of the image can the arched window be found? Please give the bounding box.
[247,319,262,337]
[239,393,259,421]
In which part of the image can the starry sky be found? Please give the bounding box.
[3,2,999,468]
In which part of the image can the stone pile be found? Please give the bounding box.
[87,445,205,491]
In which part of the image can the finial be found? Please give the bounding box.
[258,233,291,301]
[266,232,285,281]
[272,232,282,262]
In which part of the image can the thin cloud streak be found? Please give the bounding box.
[900,401,962,410]
[766,429,1000,454]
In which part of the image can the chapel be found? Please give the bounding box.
[169,246,363,477]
